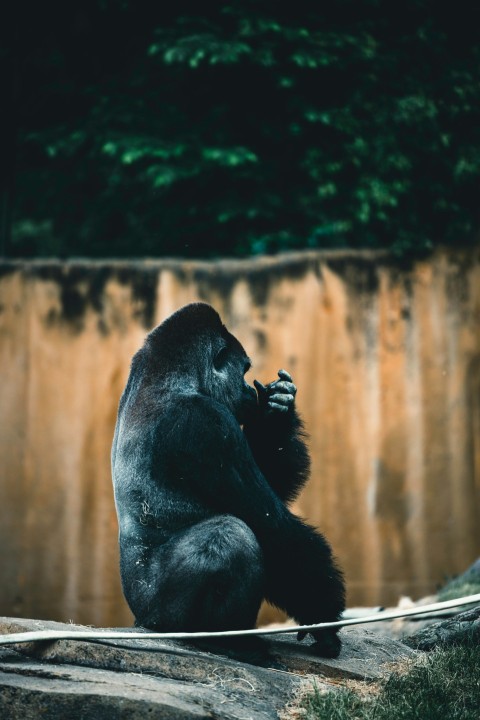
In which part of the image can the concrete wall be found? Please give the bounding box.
[0,249,479,626]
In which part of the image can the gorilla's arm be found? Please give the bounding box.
[243,370,310,503]
[169,395,345,632]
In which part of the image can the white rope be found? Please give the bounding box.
[0,593,478,646]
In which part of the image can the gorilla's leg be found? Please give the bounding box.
[130,515,264,632]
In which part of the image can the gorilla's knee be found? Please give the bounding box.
[179,515,264,630]
[203,515,263,572]
[126,517,265,631]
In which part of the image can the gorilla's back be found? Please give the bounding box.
[112,382,216,548]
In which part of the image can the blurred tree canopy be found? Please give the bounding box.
[1,1,479,258]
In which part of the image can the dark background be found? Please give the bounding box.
[1,1,479,259]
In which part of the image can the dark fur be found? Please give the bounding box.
[112,303,345,656]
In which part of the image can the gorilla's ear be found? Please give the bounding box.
[213,346,230,371]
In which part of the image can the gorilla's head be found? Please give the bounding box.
[140,303,258,422]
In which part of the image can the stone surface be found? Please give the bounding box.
[0,651,222,720]
[438,557,480,600]
[0,617,416,719]
[404,606,480,651]
[270,628,416,680]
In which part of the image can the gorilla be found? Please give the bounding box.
[112,303,345,657]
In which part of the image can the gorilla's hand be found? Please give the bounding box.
[254,369,297,415]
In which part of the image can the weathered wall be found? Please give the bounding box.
[0,249,479,626]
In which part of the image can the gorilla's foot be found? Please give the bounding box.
[309,629,342,659]
[190,635,280,667]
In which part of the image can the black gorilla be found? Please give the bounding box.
[112,303,345,657]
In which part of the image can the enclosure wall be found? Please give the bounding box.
[0,248,479,626]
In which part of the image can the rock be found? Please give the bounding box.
[267,628,416,680]
[404,606,480,651]
[438,557,480,601]
[0,617,416,719]
[346,583,480,641]
[0,649,228,720]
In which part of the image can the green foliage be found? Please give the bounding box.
[303,636,480,720]
[3,2,480,257]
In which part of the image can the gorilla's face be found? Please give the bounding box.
[142,302,258,424]
[210,329,258,424]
